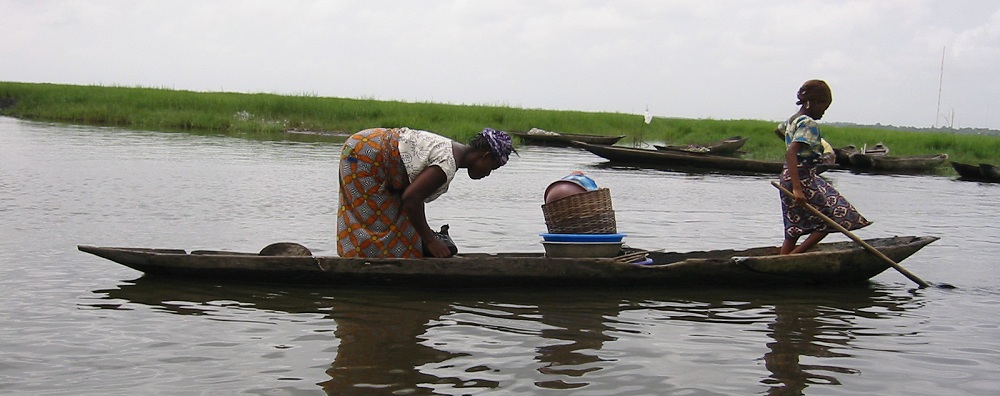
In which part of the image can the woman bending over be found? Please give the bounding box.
[337,127,515,258]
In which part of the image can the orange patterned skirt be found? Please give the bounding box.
[336,128,423,257]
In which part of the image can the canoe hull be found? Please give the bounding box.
[951,161,1000,183]
[511,131,625,146]
[653,136,748,156]
[574,141,784,174]
[847,153,948,173]
[79,236,938,288]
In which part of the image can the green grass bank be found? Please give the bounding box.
[2,81,998,169]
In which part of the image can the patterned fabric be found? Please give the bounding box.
[778,115,826,166]
[559,171,599,191]
[779,163,872,239]
[396,127,457,202]
[337,128,423,258]
[479,128,515,166]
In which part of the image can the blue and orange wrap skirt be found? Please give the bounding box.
[779,165,872,239]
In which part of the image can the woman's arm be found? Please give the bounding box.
[400,165,452,257]
[785,142,807,206]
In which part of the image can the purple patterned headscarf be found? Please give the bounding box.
[478,128,516,166]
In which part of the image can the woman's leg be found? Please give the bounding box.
[790,232,829,254]
[780,238,796,254]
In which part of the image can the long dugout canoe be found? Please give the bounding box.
[79,236,938,288]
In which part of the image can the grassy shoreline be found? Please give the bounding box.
[2,81,998,168]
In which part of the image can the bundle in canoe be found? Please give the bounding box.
[78,236,937,288]
[572,140,785,175]
[951,161,1000,183]
[653,136,748,156]
[511,128,625,146]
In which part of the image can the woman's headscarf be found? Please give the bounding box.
[796,79,833,106]
[476,128,516,166]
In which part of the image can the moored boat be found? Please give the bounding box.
[833,144,888,167]
[511,129,625,146]
[951,161,1000,183]
[865,143,890,156]
[573,140,784,174]
[983,163,1000,180]
[847,153,948,173]
[78,236,938,288]
[653,135,748,156]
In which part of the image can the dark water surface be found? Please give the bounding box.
[1,117,998,395]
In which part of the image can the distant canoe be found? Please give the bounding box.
[653,136,748,156]
[951,161,1000,183]
[834,144,888,167]
[511,130,625,146]
[77,236,938,288]
[865,143,890,156]
[573,141,784,174]
[847,153,948,173]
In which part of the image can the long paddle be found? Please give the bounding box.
[771,181,930,288]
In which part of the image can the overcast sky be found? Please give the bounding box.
[3,0,998,129]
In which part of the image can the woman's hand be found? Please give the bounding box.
[791,184,808,207]
[424,238,454,258]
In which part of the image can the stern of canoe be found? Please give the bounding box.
[733,236,938,284]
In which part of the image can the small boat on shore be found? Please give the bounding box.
[511,128,625,146]
[78,236,938,288]
[951,161,1000,183]
[573,140,784,174]
[653,136,748,156]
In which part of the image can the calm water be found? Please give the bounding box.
[1,116,998,395]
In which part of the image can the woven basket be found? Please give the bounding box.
[541,188,617,234]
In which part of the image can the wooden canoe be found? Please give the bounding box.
[847,153,948,173]
[653,136,748,156]
[834,145,888,167]
[984,163,1000,180]
[78,236,938,288]
[573,141,785,174]
[511,130,625,146]
[951,161,1000,183]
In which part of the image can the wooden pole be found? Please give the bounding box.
[771,181,930,288]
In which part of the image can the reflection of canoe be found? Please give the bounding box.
[653,136,748,156]
[78,236,938,287]
[573,141,784,174]
[511,130,625,146]
[847,153,948,173]
[951,161,1000,183]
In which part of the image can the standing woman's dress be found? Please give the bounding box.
[337,127,457,257]
[779,115,871,239]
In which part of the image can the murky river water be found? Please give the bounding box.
[1,116,998,395]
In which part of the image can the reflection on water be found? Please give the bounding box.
[90,278,916,394]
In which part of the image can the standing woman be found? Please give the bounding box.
[778,80,871,254]
[337,127,515,258]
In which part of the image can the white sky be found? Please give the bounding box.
[2,0,998,129]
